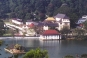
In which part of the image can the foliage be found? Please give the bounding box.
[14,44,22,50]
[14,54,19,58]
[60,26,70,39]
[83,20,87,30]
[23,48,49,58]
[60,26,70,34]
[0,20,5,36]
[0,0,87,27]
[71,28,86,39]
[0,40,3,46]
[9,12,17,18]
[55,4,71,15]
[3,28,13,36]
[64,55,74,58]
[81,54,87,58]
[3,33,12,36]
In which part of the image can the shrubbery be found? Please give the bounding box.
[0,40,3,46]
[64,55,74,58]
[23,48,49,58]
[81,54,87,58]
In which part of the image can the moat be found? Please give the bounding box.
[0,37,87,58]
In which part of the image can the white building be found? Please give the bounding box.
[54,13,70,30]
[39,30,62,40]
[26,20,38,26]
[82,15,87,19]
[11,18,23,25]
[76,18,87,24]
[77,15,87,24]
[76,15,87,28]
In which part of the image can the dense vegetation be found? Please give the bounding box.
[64,54,87,58]
[0,20,5,36]
[23,48,48,58]
[0,0,87,27]
[0,40,3,46]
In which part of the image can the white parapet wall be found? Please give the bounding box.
[39,35,62,40]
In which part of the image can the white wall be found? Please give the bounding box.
[12,20,23,25]
[43,26,49,30]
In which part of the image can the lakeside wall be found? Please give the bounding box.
[0,37,39,40]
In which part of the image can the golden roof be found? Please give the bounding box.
[45,17,55,21]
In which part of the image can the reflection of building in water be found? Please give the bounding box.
[39,40,61,47]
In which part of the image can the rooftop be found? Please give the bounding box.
[45,17,55,21]
[42,30,59,35]
[54,13,69,19]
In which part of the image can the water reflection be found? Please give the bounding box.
[39,40,61,48]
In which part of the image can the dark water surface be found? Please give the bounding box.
[0,38,87,58]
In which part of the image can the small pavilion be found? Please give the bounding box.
[39,30,62,40]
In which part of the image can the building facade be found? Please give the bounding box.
[54,13,70,30]
[39,30,61,40]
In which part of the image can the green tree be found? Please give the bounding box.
[46,3,54,16]
[0,20,5,36]
[9,12,17,18]
[60,26,70,38]
[64,55,74,58]
[83,20,87,30]
[81,54,87,58]
[14,54,19,58]
[0,40,3,46]
[54,3,71,15]
[68,13,79,28]
[23,48,49,58]
[25,13,34,20]
[72,28,86,40]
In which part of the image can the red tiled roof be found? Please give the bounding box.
[42,30,59,35]
[28,23,34,28]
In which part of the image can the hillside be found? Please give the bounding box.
[0,0,87,27]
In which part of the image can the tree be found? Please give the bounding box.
[83,20,87,30]
[72,28,86,40]
[54,3,71,15]
[81,54,87,58]
[23,48,49,58]
[64,55,74,58]
[0,40,3,46]
[46,3,54,16]
[0,20,5,36]
[68,13,79,28]
[14,54,19,58]
[9,12,17,18]
[14,44,22,50]
[60,26,70,39]
[25,13,34,20]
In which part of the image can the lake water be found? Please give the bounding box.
[0,37,87,58]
